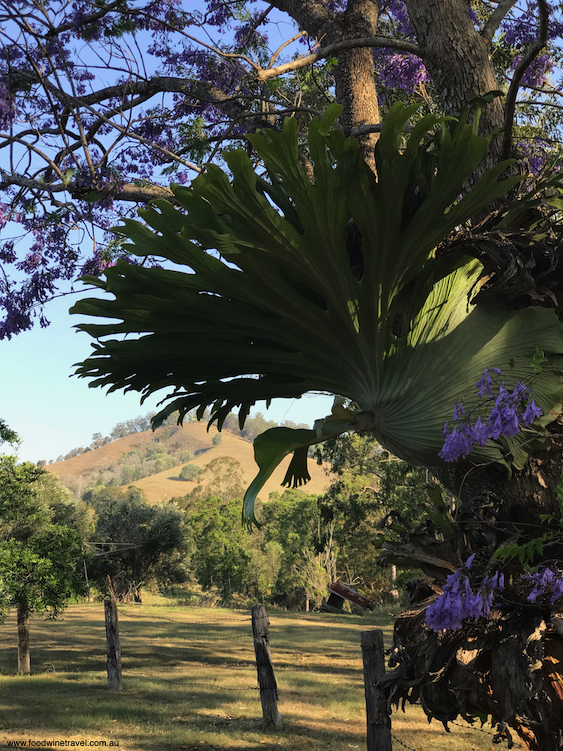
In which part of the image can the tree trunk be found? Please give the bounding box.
[272,0,380,169]
[388,427,563,751]
[405,0,505,167]
[432,423,563,527]
[333,0,380,170]
[17,602,30,675]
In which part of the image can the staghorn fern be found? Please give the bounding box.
[72,102,563,526]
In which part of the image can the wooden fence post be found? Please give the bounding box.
[251,603,282,729]
[104,598,122,690]
[361,629,392,751]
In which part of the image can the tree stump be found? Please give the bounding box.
[104,597,122,690]
[251,603,282,728]
[361,630,392,751]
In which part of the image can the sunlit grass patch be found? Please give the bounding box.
[0,604,497,751]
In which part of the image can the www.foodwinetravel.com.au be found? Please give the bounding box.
[5,740,119,747]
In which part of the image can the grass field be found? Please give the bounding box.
[0,603,503,751]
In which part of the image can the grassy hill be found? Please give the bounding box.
[47,421,333,504]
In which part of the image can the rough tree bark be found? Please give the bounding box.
[272,0,380,168]
[404,0,504,142]
[332,0,381,168]
[378,5,562,749]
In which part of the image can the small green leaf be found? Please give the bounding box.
[243,419,353,528]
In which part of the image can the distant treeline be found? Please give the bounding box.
[52,410,309,464]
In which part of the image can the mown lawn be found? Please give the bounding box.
[0,603,502,751]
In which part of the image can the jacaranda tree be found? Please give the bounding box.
[6,2,563,749]
[0,0,562,337]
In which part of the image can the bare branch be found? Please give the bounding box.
[502,0,549,159]
[0,133,66,180]
[257,35,420,82]
[481,0,518,44]
[268,31,308,69]
[517,99,563,112]
[138,12,261,72]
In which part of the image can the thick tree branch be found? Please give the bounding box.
[256,35,420,81]
[502,0,549,159]
[0,172,173,203]
[481,0,518,44]
[17,72,281,136]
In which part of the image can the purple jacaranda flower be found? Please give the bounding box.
[521,398,543,425]
[475,367,501,397]
[426,566,506,631]
[442,369,544,460]
[525,566,563,604]
[502,405,520,436]
[466,553,476,569]
[439,427,473,461]
[487,406,505,441]
[511,381,529,402]
[470,416,490,446]
[453,401,465,420]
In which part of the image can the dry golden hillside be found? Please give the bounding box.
[47,421,333,504]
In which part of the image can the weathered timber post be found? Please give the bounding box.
[17,602,31,675]
[361,629,392,751]
[104,598,122,690]
[251,603,282,729]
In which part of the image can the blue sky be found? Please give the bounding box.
[0,4,335,464]
[0,287,333,463]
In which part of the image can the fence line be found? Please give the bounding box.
[122,608,527,749]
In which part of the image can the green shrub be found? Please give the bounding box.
[179,464,202,481]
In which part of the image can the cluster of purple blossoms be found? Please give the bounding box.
[427,554,505,631]
[377,51,428,93]
[439,368,543,462]
[525,567,563,604]
[512,52,554,88]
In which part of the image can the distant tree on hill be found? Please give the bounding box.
[87,486,191,602]
[179,464,202,482]
[184,457,245,504]
[212,434,222,447]
[91,433,103,449]
[0,459,90,673]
